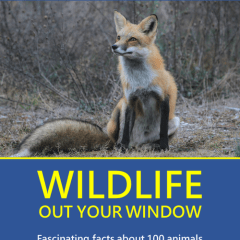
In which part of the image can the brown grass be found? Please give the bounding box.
[1,95,239,158]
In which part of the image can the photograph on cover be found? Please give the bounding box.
[0,1,239,157]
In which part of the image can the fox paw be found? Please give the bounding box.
[116,143,128,153]
[152,139,169,152]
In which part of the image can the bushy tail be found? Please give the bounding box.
[10,119,114,157]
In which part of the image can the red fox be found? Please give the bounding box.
[107,11,180,151]
[10,11,179,157]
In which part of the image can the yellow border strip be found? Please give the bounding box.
[0,157,240,160]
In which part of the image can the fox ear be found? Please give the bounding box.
[114,11,127,33]
[139,14,158,36]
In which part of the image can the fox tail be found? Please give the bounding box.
[10,119,114,157]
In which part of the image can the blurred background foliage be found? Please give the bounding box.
[0,1,239,113]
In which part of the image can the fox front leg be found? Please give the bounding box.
[154,96,169,151]
[117,105,135,152]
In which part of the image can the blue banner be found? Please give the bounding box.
[0,159,240,240]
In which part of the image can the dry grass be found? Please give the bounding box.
[1,95,239,158]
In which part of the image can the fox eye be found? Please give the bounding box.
[129,37,137,42]
[117,36,120,40]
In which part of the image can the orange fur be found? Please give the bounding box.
[107,97,126,143]
[114,12,177,120]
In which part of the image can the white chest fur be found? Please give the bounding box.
[120,57,162,100]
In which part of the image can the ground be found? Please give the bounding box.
[0,97,239,158]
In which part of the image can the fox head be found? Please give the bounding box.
[112,11,158,59]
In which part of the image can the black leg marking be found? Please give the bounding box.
[117,106,135,153]
[129,107,136,136]
[112,109,120,143]
[154,97,169,151]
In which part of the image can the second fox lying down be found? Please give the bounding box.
[11,11,180,157]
